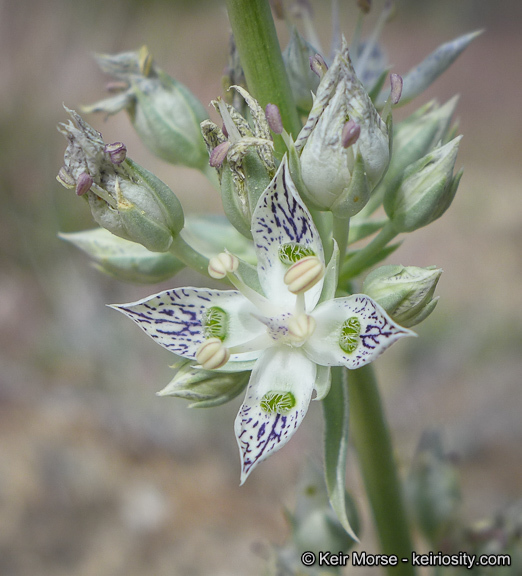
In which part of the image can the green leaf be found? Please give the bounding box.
[322,366,358,541]
[376,30,482,107]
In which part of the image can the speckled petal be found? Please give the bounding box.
[235,346,316,484]
[251,158,324,311]
[305,295,415,368]
[110,288,263,362]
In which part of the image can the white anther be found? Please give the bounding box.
[208,252,239,279]
[283,256,325,294]
[195,337,230,370]
[288,314,316,343]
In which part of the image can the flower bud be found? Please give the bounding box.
[195,338,230,370]
[83,47,209,171]
[60,228,184,284]
[380,97,459,198]
[282,28,320,114]
[57,108,184,252]
[288,314,316,343]
[363,265,442,327]
[295,40,389,217]
[384,136,462,233]
[157,361,249,408]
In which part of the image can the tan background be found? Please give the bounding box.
[1,0,521,574]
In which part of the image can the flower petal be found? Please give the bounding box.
[251,158,324,311]
[305,295,415,368]
[234,346,316,484]
[110,288,264,361]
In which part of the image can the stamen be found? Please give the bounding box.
[195,338,230,370]
[288,314,316,343]
[284,256,325,295]
[208,252,239,279]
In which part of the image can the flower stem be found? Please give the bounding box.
[348,364,416,576]
[169,232,210,278]
[333,215,350,262]
[225,0,301,155]
[341,220,398,279]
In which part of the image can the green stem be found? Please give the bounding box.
[170,232,211,278]
[333,215,350,263]
[348,364,416,576]
[341,220,397,279]
[225,0,302,154]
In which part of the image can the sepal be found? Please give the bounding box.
[158,361,250,408]
[59,228,184,284]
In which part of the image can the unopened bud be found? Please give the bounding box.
[104,142,127,164]
[390,73,403,105]
[341,120,361,148]
[265,103,283,134]
[75,172,93,196]
[385,136,462,232]
[288,314,316,342]
[284,256,324,294]
[309,54,328,78]
[363,265,442,327]
[209,141,231,168]
[196,338,230,370]
[208,252,239,279]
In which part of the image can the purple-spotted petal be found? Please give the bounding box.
[110,288,263,361]
[234,346,316,484]
[305,295,415,368]
[251,158,324,311]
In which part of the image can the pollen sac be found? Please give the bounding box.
[208,252,239,279]
[260,391,296,415]
[283,256,324,295]
[104,142,127,164]
[195,338,230,370]
[288,314,316,343]
[75,172,93,196]
[339,317,362,353]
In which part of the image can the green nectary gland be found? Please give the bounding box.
[339,316,362,354]
[260,391,296,414]
[278,242,315,265]
[203,306,228,341]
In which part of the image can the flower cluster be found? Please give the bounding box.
[56,9,474,495]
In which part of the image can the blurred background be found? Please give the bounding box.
[1,0,521,574]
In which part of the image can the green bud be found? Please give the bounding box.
[380,97,459,197]
[282,27,320,115]
[384,136,462,233]
[363,264,442,327]
[57,108,184,252]
[84,46,209,170]
[405,431,461,544]
[201,87,275,238]
[60,228,185,284]
[295,40,389,217]
[158,362,250,408]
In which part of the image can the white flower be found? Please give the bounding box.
[112,159,413,483]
